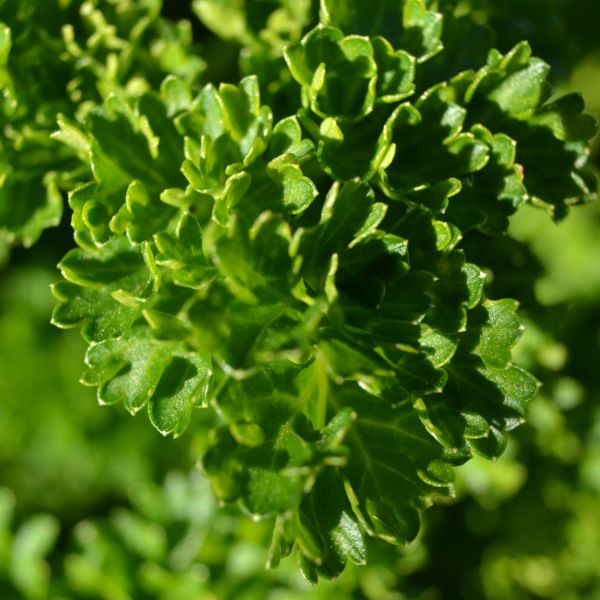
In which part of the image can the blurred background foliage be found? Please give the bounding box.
[1,0,600,598]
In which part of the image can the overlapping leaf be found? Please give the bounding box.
[320,0,443,62]
[52,235,152,343]
[0,0,204,248]
[192,0,314,115]
[449,42,597,219]
[46,0,596,582]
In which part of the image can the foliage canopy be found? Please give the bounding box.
[0,0,597,586]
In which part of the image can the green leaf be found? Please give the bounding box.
[487,56,552,116]
[52,236,151,343]
[446,126,527,234]
[203,368,353,516]
[339,385,454,544]
[155,211,214,290]
[306,103,397,181]
[268,116,315,161]
[148,352,211,437]
[297,180,386,285]
[401,0,443,62]
[379,85,489,195]
[0,167,64,247]
[452,42,596,219]
[285,26,378,122]
[69,92,187,244]
[83,334,174,411]
[83,329,210,436]
[320,0,442,62]
[372,36,416,103]
[298,471,367,578]
[530,93,597,142]
[219,76,273,156]
[268,163,318,214]
[476,299,523,369]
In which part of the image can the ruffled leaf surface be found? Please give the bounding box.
[46,0,595,581]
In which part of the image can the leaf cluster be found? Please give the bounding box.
[0,0,596,581]
[0,0,204,248]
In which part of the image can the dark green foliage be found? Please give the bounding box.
[0,0,598,589]
[0,0,204,247]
